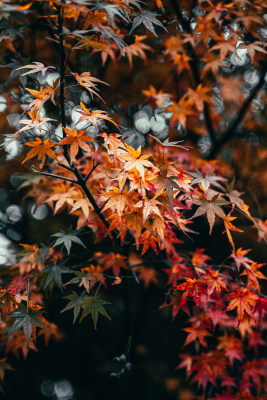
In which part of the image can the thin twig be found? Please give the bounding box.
[126,260,140,284]
[56,162,75,172]
[39,171,78,184]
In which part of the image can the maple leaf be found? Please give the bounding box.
[241,262,266,292]
[204,268,227,299]
[98,132,126,161]
[189,171,226,192]
[70,188,91,219]
[201,53,225,78]
[172,53,192,74]
[130,11,166,37]
[253,297,267,323]
[151,215,166,242]
[52,229,86,254]
[112,277,122,286]
[16,62,55,77]
[225,288,257,326]
[142,85,171,108]
[153,175,179,206]
[0,289,18,315]
[136,265,158,286]
[101,186,130,219]
[61,291,87,323]
[191,191,227,234]
[223,211,243,250]
[8,304,45,346]
[123,35,151,68]
[46,184,78,214]
[5,330,38,359]
[190,351,227,390]
[79,295,111,329]
[217,334,244,365]
[192,249,211,268]
[41,265,69,292]
[231,248,253,272]
[237,41,267,62]
[16,109,56,138]
[187,84,211,113]
[118,143,153,181]
[209,36,237,60]
[134,196,163,224]
[183,326,213,347]
[71,71,109,101]
[22,137,57,169]
[195,16,220,46]
[68,265,106,293]
[100,252,128,277]
[122,209,143,246]
[57,126,95,162]
[139,231,160,255]
[177,354,194,376]
[247,330,266,354]
[77,102,119,128]
[242,359,267,387]
[26,81,59,112]
[176,278,205,307]
[167,96,196,129]
[38,322,62,346]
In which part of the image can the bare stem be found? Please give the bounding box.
[39,171,78,184]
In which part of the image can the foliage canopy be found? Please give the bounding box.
[0,0,267,398]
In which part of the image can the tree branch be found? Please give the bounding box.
[84,161,100,182]
[39,171,78,184]
[208,64,267,159]
[56,0,123,246]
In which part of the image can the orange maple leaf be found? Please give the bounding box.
[187,84,211,112]
[70,189,92,219]
[22,137,57,169]
[124,35,151,68]
[101,186,130,219]
[167,96,195,128]
[184,326,213,347]
[77,102,119,128]
[57,126,94,162]
[223,211,243,250]
[134,196,163,224]
[118,143,153,181]
[138,231,161,255]
[205,268,227,299]
[176,278,205,307]
[142,85,171,108]
[26,81,59,112]
[71,72,108,101]
[225,288,257,326]
[136,265,158,286]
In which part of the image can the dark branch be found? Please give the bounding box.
[208,63,267,159]
[39,171,78,184]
